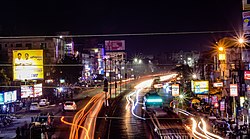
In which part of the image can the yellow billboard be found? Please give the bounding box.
[13,50,43,80]
[191,80,209,94]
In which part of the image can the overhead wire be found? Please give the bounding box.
[0,30,234,39]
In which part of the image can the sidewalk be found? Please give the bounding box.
[0,116,31,139]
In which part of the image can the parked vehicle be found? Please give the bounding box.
[30,102,40,111]
[62,101,77,111]
[0,115,13,127]
[39,99,50,106]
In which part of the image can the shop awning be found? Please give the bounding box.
[191,99,200,104]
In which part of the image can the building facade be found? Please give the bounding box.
[171,50,200,68]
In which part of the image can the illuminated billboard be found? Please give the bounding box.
[105,40,125,51]
[171,84,179,96]
[243,0,250,11]
[244,70,250,80]
[13,50,43,80]
[34,84,42,97]
[21,84,43,98]
[21,85,34,98]
[191,80,209,94]
[230,84,238,97]
[0,93,4,104]
[4,91,17,103]
[213,82,223,87]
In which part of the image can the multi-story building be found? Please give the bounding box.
[171,50,200,68]
[0,37,74,64]
[81,47,105,80]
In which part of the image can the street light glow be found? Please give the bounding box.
[192,74,197,79]
[179,94,184,99]
[138,59,142,64]
[134,58,138,62]
[218,46,224,51]
[238,38,244,44]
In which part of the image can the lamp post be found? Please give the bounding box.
[114,60,117,97]
[217,44,227,119]
[109,58,112,100]
[119,60,122,94]
[124,60,128,89]
[103,58,108,107]
[236,37,246,127]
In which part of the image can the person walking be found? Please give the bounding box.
[15,127,21,139]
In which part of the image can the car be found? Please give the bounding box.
[39,99,50,106]
[63,101,77,111]
[30,102,40,111]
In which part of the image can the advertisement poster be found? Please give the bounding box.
[211,96,218,105]
[230,84,238,96]
[105,40,125,51]
[4,91,17,103]
[13,50,43,80]
[243,0,250,11]
[191,80,209,94]
[21,85,34,98]
[0,93,4,104]
[172,84,179,96]
[220,100,225,111]
[247,85,250,98]
[34,84,43,97]
[244,70,250,80]
[243,11,250,35]
[213,82,223,87]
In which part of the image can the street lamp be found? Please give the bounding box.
[238,37,245,45]
[134,58,138,63]
[179,94,184,99]
[218,46,224,52]
[138,59,142,64]
[192,74,197,79]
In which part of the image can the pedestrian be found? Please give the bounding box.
[15,127,21,139]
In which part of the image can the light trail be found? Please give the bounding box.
[126,90,137,110]
[200,119,223,139]
[134,79,153,89]
[77,93,103,139]
[68,93,103,139]
[126,89,146,120]
[60,116,90,139]
[69,95,99,139]
[198,121,214,139]
[177,108,195,116]
[190,118,209,139]
[160,74,178,81]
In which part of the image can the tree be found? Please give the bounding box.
[60,54,82,84]
[171,64,192,80]
[0,68,11,92]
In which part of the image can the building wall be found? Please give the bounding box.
[171,50,200,67]
[0,38,57,64]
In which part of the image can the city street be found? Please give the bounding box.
[1,1,250,138]
[0,87,102,139]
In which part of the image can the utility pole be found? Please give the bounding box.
[124,60,128,89]
[103,58,108,106]
[114,60,117,97]
[109,58,112,100]
[119,60,122,94]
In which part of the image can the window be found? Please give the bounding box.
[16,43,22,47]
[40,43,47,49]
[5,44,7,47]
[26,43,32,49]
[0,44,2,50]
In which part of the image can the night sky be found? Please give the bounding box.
[0,0,242,55]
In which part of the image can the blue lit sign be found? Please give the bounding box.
[0,93,4,104]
